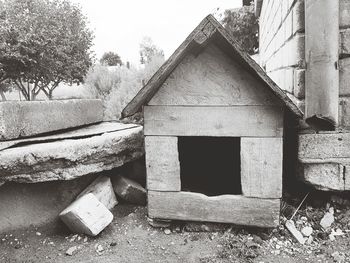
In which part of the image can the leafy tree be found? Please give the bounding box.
[139,36,164,65]
[100,51,122,66]
[0,0,94,100]
[221,4,258,55]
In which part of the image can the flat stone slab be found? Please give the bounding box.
[0,124,144,183]
[0,122,138,151]
[0,99,103,140]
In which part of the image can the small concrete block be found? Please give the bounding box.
[0,99,103,140]
[76,175,118,210]
[59,193,113,236]
[112,175,147,205]
[299,163,345,191]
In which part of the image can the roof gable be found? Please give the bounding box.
[122,15,303,118]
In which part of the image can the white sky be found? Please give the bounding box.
[71,0,242,66]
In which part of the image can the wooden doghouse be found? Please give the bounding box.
[122,15,302,227]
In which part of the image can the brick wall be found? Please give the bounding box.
[259,0,305,98]
[259,0,350,129]
[339,0,350,128]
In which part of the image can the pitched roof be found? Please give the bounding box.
[122,15,303,118]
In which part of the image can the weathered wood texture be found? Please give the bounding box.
[241,138,283,198]
[144,106,283,137]
[121,17,212,117]
[149,44,280,106]
[305,0,339,127]
[122,15,302,118]
[145,136,180,191]
[148,191,280,227]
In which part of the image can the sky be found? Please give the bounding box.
[71,0,242,66]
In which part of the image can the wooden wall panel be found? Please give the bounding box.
[144,106,283,137]
[145,136,181,191]
[149,44,280,107]
[241,137,283,198]
[148,191,280,227]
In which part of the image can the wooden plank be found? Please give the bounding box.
[149,44,280,107]
[121,17,213,117]
[148,191,280,227]
[305,0,339,127]
[241,138,283,198]
[145,136,181,191]
[122,15,303,118]
[144,106,283,137]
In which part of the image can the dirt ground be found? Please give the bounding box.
[1,195,350,263]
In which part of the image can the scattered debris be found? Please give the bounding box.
[301,226,313,237]
[59,193,113,236]
[76,175,118,210]
[112,175,147,205]
[65,246,78,256]
[331,251,346,262]
[94,244,104,255]
[320,209,335,230]
[147,217,171,228]
[285,192,309,244]
[184,222,229,232]
[285,220,305,244]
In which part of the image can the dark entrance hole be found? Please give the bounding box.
[178,136,241,196]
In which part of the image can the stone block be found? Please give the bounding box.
[294,68,305,99]
[345,165,350,190]
[0,99,103,140]
[76,175,118,210]
[59,193,113,236]
[339,58,350,96]
[339,97,350,129]
[0,126,144,183]
[298,132,350,160]
[111,175,147,205]
[340,28,350,55]
[299,163,345,191]
[292,0,305,34]
[340,0,350,28]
